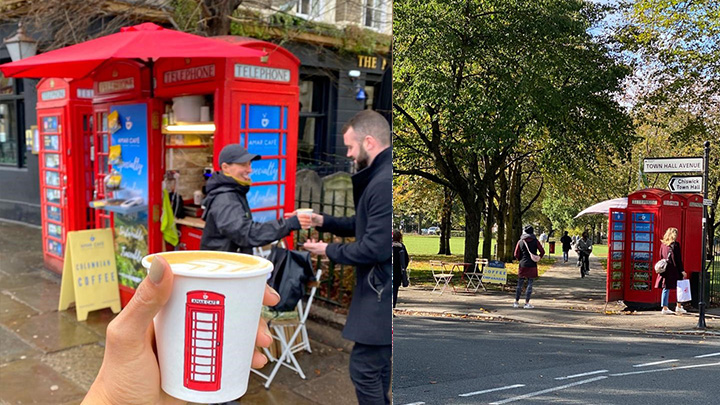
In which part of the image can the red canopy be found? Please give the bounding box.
[0,23,266,79]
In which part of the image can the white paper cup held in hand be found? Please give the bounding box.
[141,251,273,403]
[296,208,313,229]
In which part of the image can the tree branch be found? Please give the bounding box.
[393,169,454,190]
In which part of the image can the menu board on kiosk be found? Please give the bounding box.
[109,103,149,291]
[606,209,626,302]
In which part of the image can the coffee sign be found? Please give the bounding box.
[58,229,121,321]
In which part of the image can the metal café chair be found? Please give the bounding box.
[429,260,454,294]
[465,258,488,293]
[252,269,322,389]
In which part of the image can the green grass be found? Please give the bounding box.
[592,244,608,258]
[404,234,469,256]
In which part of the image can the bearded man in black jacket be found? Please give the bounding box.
[304,110,392,405]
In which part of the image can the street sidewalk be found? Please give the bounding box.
[395,249,720,335]
[0,220,356,404]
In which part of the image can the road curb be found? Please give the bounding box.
[393,308,720,335]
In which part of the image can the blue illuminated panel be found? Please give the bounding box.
[252,210,277,223]
[239,103,290,222]
[247,185,278,210]
[250,159,279,182]
[629,211,654,291]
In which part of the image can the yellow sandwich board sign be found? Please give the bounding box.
[58,229,121,321]
[481,261,508,285]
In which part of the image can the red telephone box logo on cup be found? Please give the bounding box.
[184,291,225,391]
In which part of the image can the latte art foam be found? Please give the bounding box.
[171,258,257,274]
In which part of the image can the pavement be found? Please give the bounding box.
[395,249,720,335]
[0,220,356,405]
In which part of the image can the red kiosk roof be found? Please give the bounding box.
[0,23,266,79]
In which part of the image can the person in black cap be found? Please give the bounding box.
[513,225,545,309]
[200,144,311,253]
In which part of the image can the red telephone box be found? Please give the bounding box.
[184,291,225,391]
[36,78,95,274]
[39,41,300,306]
[153,39,300,250]
[681,194,704,273]
[89,60,164,306]
[606,189,699,308]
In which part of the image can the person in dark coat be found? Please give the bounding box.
[513,226,545,309]
[655,227,687,315]
[393,230,410,309]
[303,110,392,405]
[560,231,572,263]
[200,144,310,253]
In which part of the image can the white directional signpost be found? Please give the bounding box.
[668,176,703,193]
[643,157,704,173]
[643,148,711,329]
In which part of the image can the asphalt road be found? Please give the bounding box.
[393,317,720,405]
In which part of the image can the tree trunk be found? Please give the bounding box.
[482,184,495,259]
[496,170,508,262]
[463,206,482,265]
[202,0,239,36]
[504,162,522,262]
[438,186,453,255]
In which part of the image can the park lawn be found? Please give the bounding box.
[403,235,554,289]
[592,244,608,258]
[404,234,469,256]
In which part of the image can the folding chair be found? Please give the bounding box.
[429,260,454,294]
[251,269,322,389]
[465,258,488,292]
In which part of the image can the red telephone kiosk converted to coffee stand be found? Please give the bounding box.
[35,78,96,274]
[89,60,164,305]
[87,40,299,306]
[606,188,703,308]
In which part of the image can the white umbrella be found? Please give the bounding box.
[574,197,628,219]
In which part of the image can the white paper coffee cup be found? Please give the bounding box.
[296,208,313,229]
[141,250,272,403]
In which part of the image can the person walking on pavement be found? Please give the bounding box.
[560,231,572,263]
[393,230,410,310]
[303,110,392,405]
[656,227,687,315]
[200,144,311,252]
[513,226,545,309]
[539,231,548,247]
[575,231,592,277]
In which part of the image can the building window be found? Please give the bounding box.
[363,0,387,31]
[0,68,26,168]
[296,0,321,19]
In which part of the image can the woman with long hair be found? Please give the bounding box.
[655,227,687,315]
[513,226,545,309]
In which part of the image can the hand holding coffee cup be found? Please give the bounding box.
[310,212,324,227]
[138,251,274,403]
[83,255,280,405]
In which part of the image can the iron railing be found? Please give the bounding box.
[294,185,356,309]
[710,240,720,305]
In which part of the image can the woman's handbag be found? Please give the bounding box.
[654,250,671,274]
[522,240,541,262]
